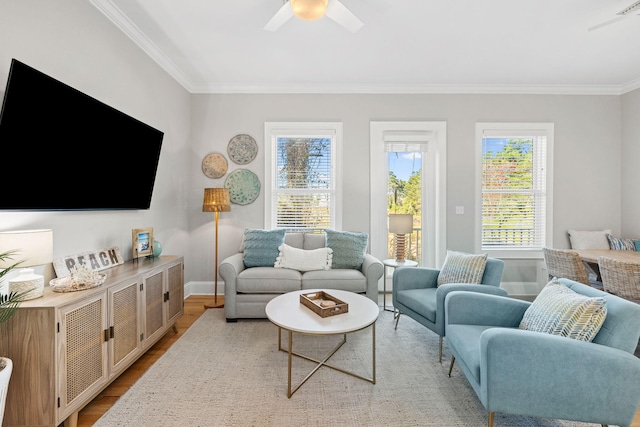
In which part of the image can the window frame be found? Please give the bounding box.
[475,122,554,259]
[264,122,343,231]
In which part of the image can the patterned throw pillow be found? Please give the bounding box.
[242,229,286,268]
[325,230,368,269]
[436,251,487,286]
[606,234,636,251]
[519,280,607,342]
[274,244,333,272]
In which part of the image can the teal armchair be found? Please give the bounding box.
[391,257,505,362]
[445,278,640,427]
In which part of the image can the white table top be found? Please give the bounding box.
[383,259,418,268]
[265,289,379,335]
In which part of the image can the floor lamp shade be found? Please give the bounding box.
[0,229,53,300]
[389,214,413,262]
[202,188,231,309]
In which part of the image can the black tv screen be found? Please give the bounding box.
[0,59,164,210]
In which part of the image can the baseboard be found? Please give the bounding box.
[184,280,224,298]
[501,281,542,299]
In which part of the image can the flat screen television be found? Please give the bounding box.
[0,59,164,210]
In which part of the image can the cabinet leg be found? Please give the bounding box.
[172,323,178,333]
[63,411,78,427]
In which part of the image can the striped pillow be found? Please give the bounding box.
[437,251,487,286]
[519,280,607,342]
[607,234,636,251]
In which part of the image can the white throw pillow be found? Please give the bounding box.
[274,243,333,272]
[567,229,612,250]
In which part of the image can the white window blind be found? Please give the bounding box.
[480,127,549,251]
[264,123,341,231]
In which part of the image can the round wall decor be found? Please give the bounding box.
[201,152,228,179]
[224,169,261,205]
[227,134,258,165]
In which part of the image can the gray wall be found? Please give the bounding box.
[622,87,640,238]
[2,1,636,293]
[0,1,192,281]
[190,93,622,287]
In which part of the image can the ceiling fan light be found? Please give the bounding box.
[290,0,328,21]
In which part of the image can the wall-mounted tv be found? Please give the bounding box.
[0,59,164,210]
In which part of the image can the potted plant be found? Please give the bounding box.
[0,249,25,425]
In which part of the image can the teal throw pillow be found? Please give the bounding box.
[325,230,368,269]
[242,229,286,268]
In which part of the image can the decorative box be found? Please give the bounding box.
[300,291,349,317]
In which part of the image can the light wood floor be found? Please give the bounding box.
[77,295,640,427]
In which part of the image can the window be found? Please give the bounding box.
[264,122,342,231]
[476,123,554,258]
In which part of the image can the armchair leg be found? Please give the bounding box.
[488,412,494,427]
[447,355,455,377]
[438,337,443,363]
[394,313,401,330]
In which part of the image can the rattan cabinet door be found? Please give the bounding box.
[57,292,109,422]
[108,277,142,377]
[143,268,165,346]
[166,261,184,325]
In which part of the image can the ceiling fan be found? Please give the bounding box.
[588,0,640,31]
[264,0,364,33]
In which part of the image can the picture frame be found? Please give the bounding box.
[132,228,153,259]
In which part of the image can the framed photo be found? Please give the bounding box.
[132,228,153,259]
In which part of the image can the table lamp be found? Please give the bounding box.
[203,188,231,309]
[0,229,53,300]
[389,214,413,262]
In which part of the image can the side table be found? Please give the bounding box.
[382,259,418,312]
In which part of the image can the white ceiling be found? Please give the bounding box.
[90,0,640,95]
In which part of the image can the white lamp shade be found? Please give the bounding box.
[389,214,413,234]
[0,229,53,268]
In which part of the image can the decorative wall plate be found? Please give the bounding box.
[227,134,258,165]
[224,169,261,205]
[201,152,228,179]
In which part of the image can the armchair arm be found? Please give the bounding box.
[445,291,530,328]
[361,254,383,302]
[480,328,640,426]
[392,267,440,292]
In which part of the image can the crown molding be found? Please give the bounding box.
[89,0,196,92]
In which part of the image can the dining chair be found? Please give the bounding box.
[542,247,590,286]
[598,256,640,303]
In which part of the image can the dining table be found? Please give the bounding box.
[572,249,640,264]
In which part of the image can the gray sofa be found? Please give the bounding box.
[219,231,383,321]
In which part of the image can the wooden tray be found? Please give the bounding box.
[300,291,349,317]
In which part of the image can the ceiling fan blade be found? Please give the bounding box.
[264,2,294,32]
[325,0,364,33]
[588,15,626,32]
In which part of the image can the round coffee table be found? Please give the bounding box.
[265,289,379,398]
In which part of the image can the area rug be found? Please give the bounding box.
[95,309,603,427]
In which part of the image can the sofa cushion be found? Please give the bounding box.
[284,232,304,249]
[274,243,332,272]
[446,324,499,384]
[303,232,327,250]
[567,229,612,250]
[437,251,487,286]
[325,229,368,269]
[237,267,302,293]
[519,281,607,342]
[301,269,367,293]
[242,229,286,268]
[607,234,636,251]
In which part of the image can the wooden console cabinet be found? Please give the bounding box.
[0,255,184,427]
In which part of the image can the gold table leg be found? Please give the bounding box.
[276,323,376,398]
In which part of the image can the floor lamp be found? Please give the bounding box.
[389,214,413,262]
[202,187,231,309]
